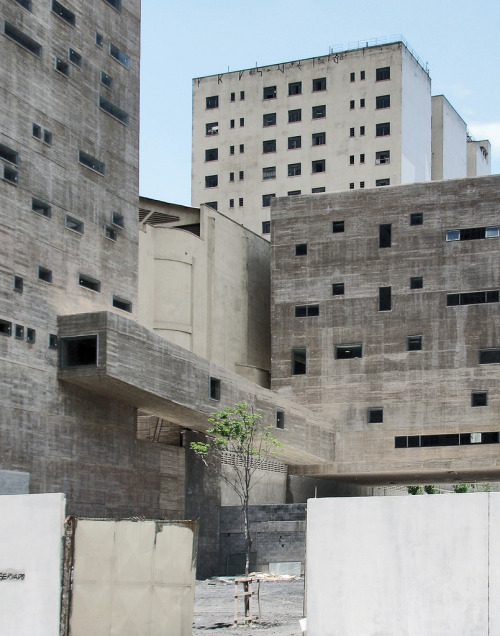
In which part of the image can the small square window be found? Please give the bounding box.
[239,198,243,207]
[205,175,218,188]
[446,229,460,242]
[49,334,58,349]
[104,225,117,241]
[101,71,113,89]
[312,105,326,119]
[471,392,487,407]
[291,349,306,375]
[205,148,218,161]
[26,328,36,343]
[0,320,12,336]
[295,243,307,256]
[376,122,390,137]
[38,267,52,283]
[350,72,355,82]
[60,335,98,367]
[43,130,52,145]
[288,136,301,150]
[95,32,103,47]
[368,408,383,423]
[263,139,276,153]
[332,283,345,296]
[240,117,244,127]
[289,81,302,95]
[332,221,344,233]
[289,109,302,123]
[262,221,270,234]
[206,95,218,109]
[376,66,390,81]
[263,85,276,99]
[410,276,423,290]
[51,0,75,26]
[312,132,325,146]
[112,211,124,228]
[32,198,51,218]
[312,159,325,173]
[14,276,23,292]
[360,182,365,188]
[407,335,422,351]
[263,113,276,127]
[65,214,84,234]
[262,194,275,207]
[3,165,18,185]
[209,376,221,400]
[68,48,82,67]
[276,409,285,429]
[313,77,326,91]
[55,57,70,77]
[410,213,423,226]
[350,100,355,110]
[15,324,24,340]
[379,286,392,311]
[206,122,218,135]
[112,296,132,312]
[32,123,42,139]
[288,163,301,177]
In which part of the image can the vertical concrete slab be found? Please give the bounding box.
[0,493,65,636]
[307,495,489,636]
[488,493,500,634]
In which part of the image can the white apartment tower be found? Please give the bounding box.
[192,40,432,237]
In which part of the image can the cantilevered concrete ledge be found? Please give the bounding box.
[57,312,335,466]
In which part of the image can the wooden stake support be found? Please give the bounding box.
[234,577,261,626]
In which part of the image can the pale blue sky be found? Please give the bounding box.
[140,0,500,205]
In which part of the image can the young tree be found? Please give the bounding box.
[190,402,283,575]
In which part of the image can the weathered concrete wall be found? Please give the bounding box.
[467,139,491,177]
[0,493,65,636]
[272,174,500,483]
[219,504,306,576]
[307,493,500,635]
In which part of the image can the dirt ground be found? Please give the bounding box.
[193,578,306,635]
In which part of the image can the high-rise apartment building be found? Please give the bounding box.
[192,40,434,237]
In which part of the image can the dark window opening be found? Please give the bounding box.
[312,132,325,146]
[3,165,18,185]
[471,392,487,407]
[312,187,325,193]
[205,148,218,161]
[240,117,244,127]
[332,221,344,233]
[239,171,244,180]
[95,32,103,47]
[349,127,355,137]
[263,86,276,99]
[79,274,100,293]
[410,213,423,226]
[103,0,122,11]
[61,335,98,368]
[68,48,82,67]
[209,377,220,400]
[206,95,218,109]
[368,408,383,423]
[0,143,18,165]
[335,344,362,359]
[349,183,354,190]
[263,167,276,180]
[79,150,105,175]
[376,122,390,137]
[288,190,301,196]
[205,175,218,188]
[263,139,276,153]
[230,92,235,102]
[376,178,390,187]
[289,109,301,123]
[43,130,52,145]
[206,122,218,135]
[410,277,423,290]
[379,286,392,311]
[3,21,42,56]
[312,105,326,119]
[229,199,234,208]
[291,349,306,375]
[360,70,365,80]
[376,66,390,81]
[38,266,52,283]
[65,215,84,234]
[379,224,391,248]
[376,150,390,165]
[447,290,499,306]
[262,194,275,207]
[14,0,31,9]
[26,328,35,343]
[288,136,301,149]
[289,81,302,95]
[109,42,130,68]
[313,77,326,91]
[205,202,217,211]
[32,198,51,218]
[360,125,365,136]
[288,163,301,177]
[350,100,355,110]
[446,226,499,241]
[239,144,244,153]
[360,154,365,164]
[360,98,365,108]
[0,320,12,336]
[99,96,129,124]
[263,113,276,127]
[55,57,70,77]
[295,305,319,317]
[396,431,500,448]
[240,91,244,100]
[276,410,285,429]
[262,221,270,234]
[14,276,23,292]
[350,72,355,82]
[15,325,24,340]
[32,123,42,139]
[238,198,243,207]
[51,0,75,26]
[312,159,325,173]
[295,243,307,256]
[332,283,345,296]
[49,334,58,349]
[479,349,500,364]
[407,335,422,351]
[112,212,124,228]
[349,155,355,165]
[112,296,132,312]
[376,95,390,109]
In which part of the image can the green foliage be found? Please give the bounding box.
[424,485,439,495]
[453,483,470,494]
[407,485,423,495]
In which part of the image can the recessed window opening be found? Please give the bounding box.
[104,225,117,241]
[60,335,98,368]
[99,96,129,125]
[263,86,276,99]
[239,117,244,127]
[43,130,52,145]
[376,178,390,187]
[312,77,326,91]
[312,105,326,119]
[407,335,422,351]
[205,148,218,161]
[360,126,365,136]
[379,224,391,248]
[332,283,345,296]
[238,198,243,207]
[471,392,487,407]
[65,214,84,234]
[109,42,130,68]
[229,172,234,182]
[410,277,423,290]
[205,202,217,211]
[288,163,301,176]
[289,81,301,95]
[312,187,325,193]
[112,211,124,228]
[100,71,113,89]
[263,167,276,180]
[230,119,235,128]
[479,348,500,364]
[209,377,220,400]
[95,32,103,47]
[38,266,52,283]
[31,198,51,218]
[376,150,390,165]
[26,328,35,343]
[446,226,499,241]
[0,143,18,165]
[288,109,301,123]
[68,48,82,67]
[332,221,344,233]
[3,21,42,56]
[103,0,121,11]
[335,344,362,359]
[312,132,325,146]
[3,165,18,185]
[410,213,423,226]
[240,91,244,100]
[376,66,390,81]
[206,122,218,135]
[14,0,31,9]
[295,243,307,256]
[376,95,390,109]
[49,334,58,349]
[276,409,285,429]
[263,139,276,153]
[112,296,132,312]
[0,320,12,336]
[263,113,276,126]
[447,290,499,306]
[295,305,319,317]
[395,431,500,448]
[230,92,235,101]
[79,274,100,292]
[15,324,24,340]
[262,194,275,207]
[206,95,218,109]
[312,159,325,173]
[262,221,270,234]
[288,190,301,196]
[368,408,383,423]
[291,349,306,375]
[51,0,75,26]
[349,127,355,137]
[376,122,390,136]
[239,144,244,153]
[32,123,42,139]
[14,276,23,292]
[360,98,365,108]
[379,286,392,311]
[55,57,70,76]
[288,136,301,149]
[78,150,105,175]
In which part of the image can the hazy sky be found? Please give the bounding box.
[140,0,500,206]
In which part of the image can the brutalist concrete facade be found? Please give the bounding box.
[271,174,500,484]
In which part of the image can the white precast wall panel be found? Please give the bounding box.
[306,494,494,636]
[0,493,66,636]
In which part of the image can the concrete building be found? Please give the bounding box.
[192,38,488,239]
[271,174,500,485]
